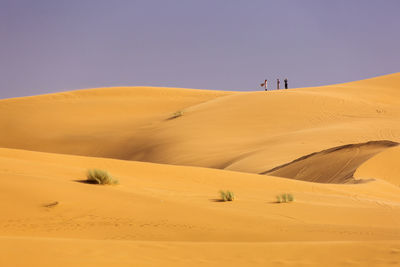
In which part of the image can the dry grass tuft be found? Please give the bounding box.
[219,190,235,201]
[87,169,118,185]
[276,193,294,203]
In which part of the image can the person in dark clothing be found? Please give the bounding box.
[284,78,288,89]
[277,79,280,90]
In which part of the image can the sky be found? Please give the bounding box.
[1,0,399,99]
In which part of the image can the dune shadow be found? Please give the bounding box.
[268,201,282,204]
[74,179,98,184]
[209,198,225,202]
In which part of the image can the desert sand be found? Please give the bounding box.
[0,73,400,266]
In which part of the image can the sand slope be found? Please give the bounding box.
[0,148,400,266]
[2,238,400,267]
[0,86,232,158]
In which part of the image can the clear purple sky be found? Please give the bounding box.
[1,0,399,99]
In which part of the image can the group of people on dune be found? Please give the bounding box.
[260,78,288,91]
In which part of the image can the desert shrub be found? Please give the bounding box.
[86,169,118,185]
[169,110,183,120]
[219,190,235,201]
[276,193,294,203]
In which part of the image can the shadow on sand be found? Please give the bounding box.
[74,179,99,184]
[209,199,225,202]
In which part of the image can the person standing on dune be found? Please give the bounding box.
[277,78,280,90]
[284,78,288,89]
[260,79,268,91]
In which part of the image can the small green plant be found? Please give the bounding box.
[219,190,235,201]
[86,169,118,185]
[169,110,183,120]
[276,193,294,203]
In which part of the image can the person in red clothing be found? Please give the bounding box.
[277,78,280,90]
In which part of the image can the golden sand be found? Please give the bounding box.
[0,73,399,266]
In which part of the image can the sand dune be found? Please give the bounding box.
[1,147,400,266]
[262,140,398,183]
[2,147,400,241]
[1,73,400,266]
[1,74,400,175]
[0,86,232,158]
